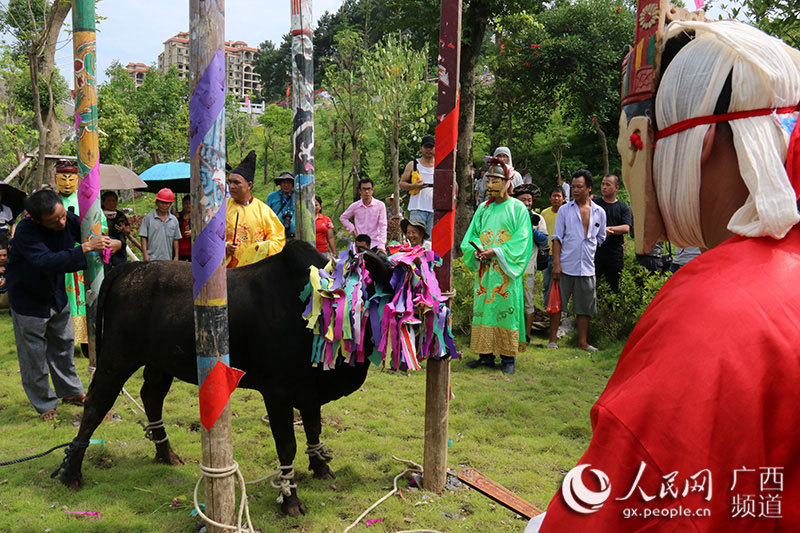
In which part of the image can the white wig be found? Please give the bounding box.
[654,20,800,247]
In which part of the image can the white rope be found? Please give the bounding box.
[305,441,333,463]
[143,419,169,444]
[121,387,147,415]
[343,456,442,533]
[193,460,255,532]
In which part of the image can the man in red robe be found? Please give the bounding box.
[533,20,800,532]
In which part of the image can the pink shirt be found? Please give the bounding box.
[339,198,388,250]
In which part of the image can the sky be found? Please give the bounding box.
[54,0,345,88]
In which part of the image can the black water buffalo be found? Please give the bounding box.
[55,240,391,516]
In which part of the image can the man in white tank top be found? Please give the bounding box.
[400,135,435,237]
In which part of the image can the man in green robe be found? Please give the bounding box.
[461,159,533,374]
[55,161,106,351]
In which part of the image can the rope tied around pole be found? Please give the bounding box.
[305,441,333,463]
[193,463,296,531]
[193,460,254,532]
[143,419,169,444]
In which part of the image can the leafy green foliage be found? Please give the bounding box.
[451,257,476,336]
[257,104,293,182]
[591,257,672,346]
[252,36,291,102]
[225,94,256,162]
[362,34,434,192]
[97,63,138,166]
[718,0,800,48]
[0,46,37,177]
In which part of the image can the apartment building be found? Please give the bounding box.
[124,62,151,87]
[156,32,262,97]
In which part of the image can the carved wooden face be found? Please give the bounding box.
[616,110,665,254]
[55,171,79,196]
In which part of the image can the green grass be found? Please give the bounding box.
[0,311,622,532]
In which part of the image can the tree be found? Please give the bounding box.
[720,0,800,47]
[323,29,369,202]
[258,104,292,183]
[537,106,572,182]
[225,94,255,162]
[500,0,635,175]
[362,34,433,213]
[253,36,291,102]
[97,62,138,167]
[0,0,72,189]
[0,45,37,179]
[132,66,189,165]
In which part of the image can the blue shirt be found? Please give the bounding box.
[6,212,87,317]
[552,199,607,276]
[266,190,295,236]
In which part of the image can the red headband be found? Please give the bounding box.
[654,105,799,140]
[655,103,800,199]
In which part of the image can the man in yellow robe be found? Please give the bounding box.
[225,151,285,268]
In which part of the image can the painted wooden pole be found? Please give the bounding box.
[189,2,235,531]
[291,0,316,243]
[425,0,462,494]
[72,0,103,368]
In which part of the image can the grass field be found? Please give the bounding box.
[0,310,622,533]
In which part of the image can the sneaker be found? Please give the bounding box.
[583,345,599,353]
[501,361,515,375]
[546,342,559,349]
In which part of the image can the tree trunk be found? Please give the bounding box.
[506,100,513,148]
[29,50,47,190]
[351,132,360,202]
[268,126,269,185]
[391,121,401,216]
[593,120,609,176]
[29,1,72,190]
[454,0,492,256]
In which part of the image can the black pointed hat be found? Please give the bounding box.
[231,151,256,182]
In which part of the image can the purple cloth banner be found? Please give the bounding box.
[189,50,226,158]
[77,161,100,223]
[192,205,226,299]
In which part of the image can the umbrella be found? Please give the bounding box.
[99,164,147,190]
[0,181,27,221]
[140,162,191,194]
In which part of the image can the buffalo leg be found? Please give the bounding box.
[141,365,183,465]
[58,363,138,489]
[299,405,335,480]
[263,396,306,516]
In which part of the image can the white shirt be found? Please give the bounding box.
[408,159,434,213]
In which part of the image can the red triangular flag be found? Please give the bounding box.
[198,361,245,431]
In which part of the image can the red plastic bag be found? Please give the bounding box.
[546,280,561,314]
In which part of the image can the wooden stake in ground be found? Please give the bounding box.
[424,0,462,494]
[72,0,103,368]
[291,0,316,243]
[189,2,235,531]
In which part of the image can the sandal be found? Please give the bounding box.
[40,409,58,421]
[62,393,86,406]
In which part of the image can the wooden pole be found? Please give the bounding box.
[424,0,462,494]
[291,0,316,243]
[72,0,103,368]
[189,2,235,531]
